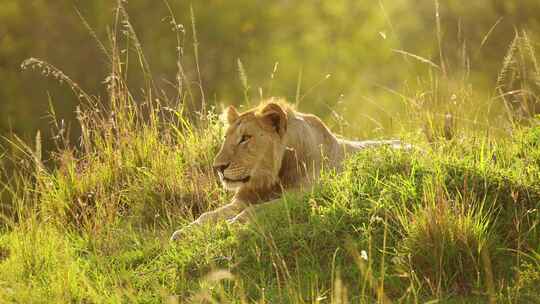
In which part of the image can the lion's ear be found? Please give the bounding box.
[224,105,239,124]
[259,102,287,137]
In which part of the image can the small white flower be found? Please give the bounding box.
[360,250,368,261]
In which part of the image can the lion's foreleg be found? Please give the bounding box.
[193,200,246,225]
[170,200,246,241]
[227,199,281,224]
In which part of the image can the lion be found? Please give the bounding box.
[171,99,404,241]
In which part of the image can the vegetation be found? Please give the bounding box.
[2,0,540,148]
[1,1,540,303]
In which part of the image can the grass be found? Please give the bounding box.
[1,128,540,303]
[1,2,540,303]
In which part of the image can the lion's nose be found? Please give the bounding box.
[214,163,230,174]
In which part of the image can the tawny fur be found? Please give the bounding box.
[171,98,402,241]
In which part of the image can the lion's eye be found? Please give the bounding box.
[239,135,252,145]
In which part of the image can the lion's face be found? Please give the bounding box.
[213,102,288,191]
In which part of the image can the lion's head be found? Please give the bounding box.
[213,101,289,192]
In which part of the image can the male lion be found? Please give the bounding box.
[171,99,403,241]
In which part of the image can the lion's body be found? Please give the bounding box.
[171,99,403,240]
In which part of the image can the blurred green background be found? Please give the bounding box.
[1,0,540,153]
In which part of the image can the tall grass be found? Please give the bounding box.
[1,1,540,303]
